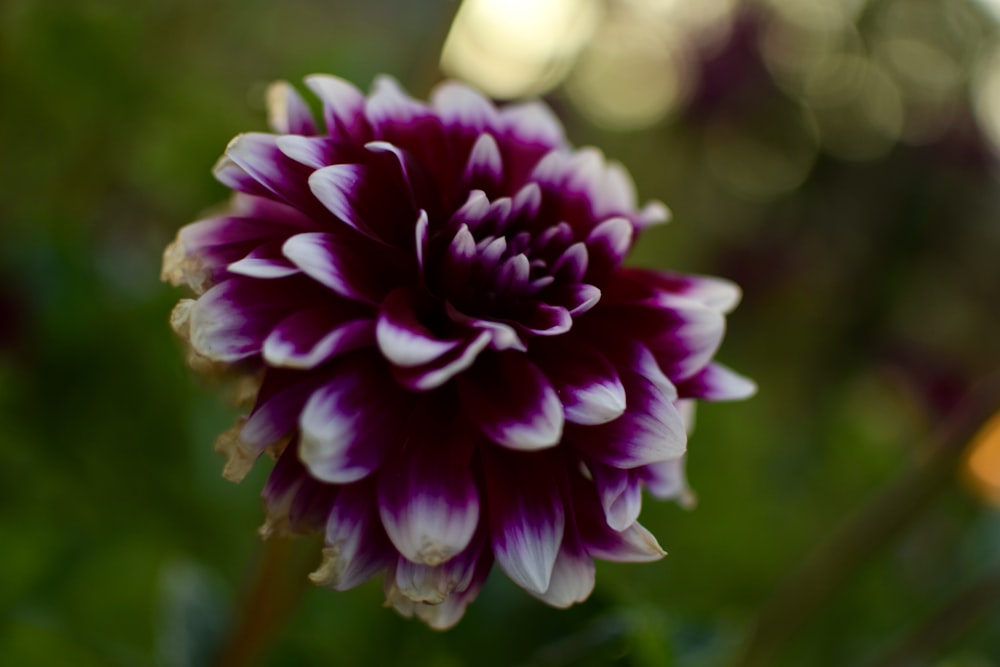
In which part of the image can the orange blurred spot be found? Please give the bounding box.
[964,410,1000,507]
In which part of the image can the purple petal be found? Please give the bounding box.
[431,81,501,134]
[308,164,369,235]
[263,308,374,369]
[392,330,492,391]
[568,365,686,468]
[604,267,742,314]
[304,74,370,142]
[282,231,407,304]
[534,338,626,426]
[510,300,573,336]
[414,209,429,275]
[445,304,527,352]
[551,242,588,283]
[463,132,504,193]
[584,520,666,563]
[590,463,643,531]
[459,352,564,450]
[266,80,318,135]
[448,191,491,233]
[298,354,408,483]
[310,479,395,591]
[639,457,695,505]
[495,253,531,294]
[572,476,666,562]
[484,447,565,594]
[261,445,338,537]
[586,216,633,280]
[676,362,757,401]
[499,101,566,150]
[637,200,671,228]
[377,416,480,565]
[595,279,728,382]
[185,279,299,362]
[594,160,639,219]
[308,163,412,247]
[556,283,602,316]
[274,135,348,170]
[212,155,271,199]
[164,201,317,293]
[240,371,317,452]
[222,133,315,207]
[530,519,594,608]
[439,224,477,288]
[511,182,543,221]
[227,242,301,279]
[376,288,463,367]
[365,75,433,131]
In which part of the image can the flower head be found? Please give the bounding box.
[163,75,754,628]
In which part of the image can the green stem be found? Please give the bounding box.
[732,371,1000,667]
[214,535,321,667]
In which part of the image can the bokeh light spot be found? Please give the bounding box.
[964,409,1000,508]
[440,0,601,99]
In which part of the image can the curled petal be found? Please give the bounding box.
[569,366,687,468]
[310,480,395,591]
[239,371,316,454]
[385,547,492,630]
[308,164,370,235]
[445,304,527,352]
[186,279,302,362]
[593,286,727,382]
[261,444,337,537]
[572,476,666,562]
[561,284,602,316]
[393,330,492,392]
[510,301,573,337]
[459,352,564,450]
[275,135,350,170]
[266,80,318,135]
[640,457,696,506]
[677,362,757,401]
[376,288,462,368]
[590,463,643,531]
[605,267,742,314]
[222,133,316,208]
[263,308,374,369]
[533,338,626,426]
[227,242,301,279]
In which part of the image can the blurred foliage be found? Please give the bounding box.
[1,0,999,665]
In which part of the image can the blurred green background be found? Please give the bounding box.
[2,0,1000,665]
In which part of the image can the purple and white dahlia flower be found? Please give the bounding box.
[163,75,754,628]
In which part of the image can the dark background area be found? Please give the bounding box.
[2,0,1000,665]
